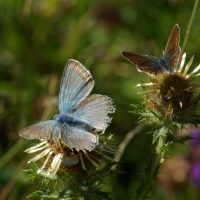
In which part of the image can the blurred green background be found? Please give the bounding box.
[0,0,200,199]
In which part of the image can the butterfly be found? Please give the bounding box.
[122,24,180,75]
[19,59,115,152]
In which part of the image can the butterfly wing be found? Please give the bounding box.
[59,59,94,113]
[71,94,115,132]
[62,125,99,152]
[122,51,162,75]
[61,95,115,151]
[163,24,180,67]
[19,120,61,141]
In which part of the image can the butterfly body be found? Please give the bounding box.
[122,24,180,75]
[54,113,97,133]
[158,59,170,71]
[158,57,174,72]
[20,59,115,152]
[54,113,74,124]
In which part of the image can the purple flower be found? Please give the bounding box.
[191,162,200,188]
[190,129,200,146]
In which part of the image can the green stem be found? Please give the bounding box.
[136,149,161,200]
[135,127,168,200]
[181,0,199,54]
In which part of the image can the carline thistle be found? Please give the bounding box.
[19,59,115,178]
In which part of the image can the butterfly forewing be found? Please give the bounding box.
[71,94,115,132]
[19,120,61,141]
[163,24,180,67]
[122,51,162,75]
[59,59,94,113]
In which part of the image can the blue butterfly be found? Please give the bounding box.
[122,24,180,75]
[19,59,115,152]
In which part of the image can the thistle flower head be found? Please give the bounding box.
[140,53,200,124]
[25,135,116,179]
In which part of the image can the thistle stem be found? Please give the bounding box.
[114,123,145,163]
[134,127,168,199]
[135,144,162,200]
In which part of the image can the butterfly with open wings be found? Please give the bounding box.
[19,59,115,152]
[122,24,181,75]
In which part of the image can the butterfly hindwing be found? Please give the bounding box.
[62,125,99,152]
[59,59,94,113]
